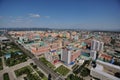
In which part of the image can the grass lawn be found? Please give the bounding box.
[3,73,10,80]
[2,43,20,54]
[66,74,83,80]
[5,51,28,67]
[39,57,55,69]
[0,50,6,57]
[37,70,48,80]
[55,65,70,76]
[27,73,41,80]
[42,76,48,80]
[15,65,43,80]
[6,48,20,53]
[14,66,33,77]
[2,42,28,67]
[30,63,48,80]
[0,58,3,70]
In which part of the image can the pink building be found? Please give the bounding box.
[30,45,50,55]
[30,41,62,55]
[71,50,81,62]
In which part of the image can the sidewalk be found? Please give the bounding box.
[1,56,7,69]
[0,59,34,80]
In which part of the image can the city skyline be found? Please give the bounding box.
[0,0,120,31]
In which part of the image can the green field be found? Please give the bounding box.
[37,71,48,80]
[15,65,47,80]
[5,52,28,66]
[1,42,28,67]
[55,65,70,76]
[27,73,41,80]
[15,66,33,77]
[39,57,55,69]
[66,74,83,80]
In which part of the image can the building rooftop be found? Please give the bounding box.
[91,64,120,80]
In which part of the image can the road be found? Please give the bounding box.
[5,32,65,80]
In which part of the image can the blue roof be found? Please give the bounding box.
[16,52,23,55]
[81,42,87,46]
[110,59,114,64]
[5,53,11,59]
[69,62,75,65]
[81,52,90,57]
[50,50,56,52]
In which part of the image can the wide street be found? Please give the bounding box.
[5,32,65,80]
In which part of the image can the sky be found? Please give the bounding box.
[0,0,120,31]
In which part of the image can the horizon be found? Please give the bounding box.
[0,0,120,31]
[0,27,120,32]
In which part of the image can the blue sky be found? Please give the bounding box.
[0,0,120,31]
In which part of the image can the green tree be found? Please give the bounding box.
[80,67,90,77]
[67,74,83,80]
[111,37,115,45]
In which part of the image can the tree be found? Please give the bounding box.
[80,67,90,77]
[48,74,52,80]
[67,74,83,80]
[111,38,115,45]
[30,63,34,66]
[33,65,37,69]
[114,72,120,78]
[38,71,44,78]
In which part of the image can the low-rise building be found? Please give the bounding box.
[90,60,120,80]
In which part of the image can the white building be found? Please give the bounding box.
[90,50,97,60]
[61,48,71,65]
[0,36,10,42]
[90,60,120,80]
[99,42,104,51]
[91,40,104,51]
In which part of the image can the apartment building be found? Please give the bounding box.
[61,46,81,65]
[44,49,61,64]
[91,39,104,51]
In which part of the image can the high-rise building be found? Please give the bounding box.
[61,48,71,65]
[99,42,104,51]
[61,47,80,65]
[91,40,104,51]
[91,40,96,50]
[90,50,97,60]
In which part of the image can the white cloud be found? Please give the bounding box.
[29,13,40,18]
[45,16,50,18]
[9,16,13,18]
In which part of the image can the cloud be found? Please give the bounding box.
[29,13,40,18]
[0,16,3,19]
[45,16,50,18]
[11,17,24,22]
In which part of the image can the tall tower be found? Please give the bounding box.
[96,41,100,51]
[61,48,71,65]
[100,42,104,51]
[91,40,104,51]
[91,40,96,50]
